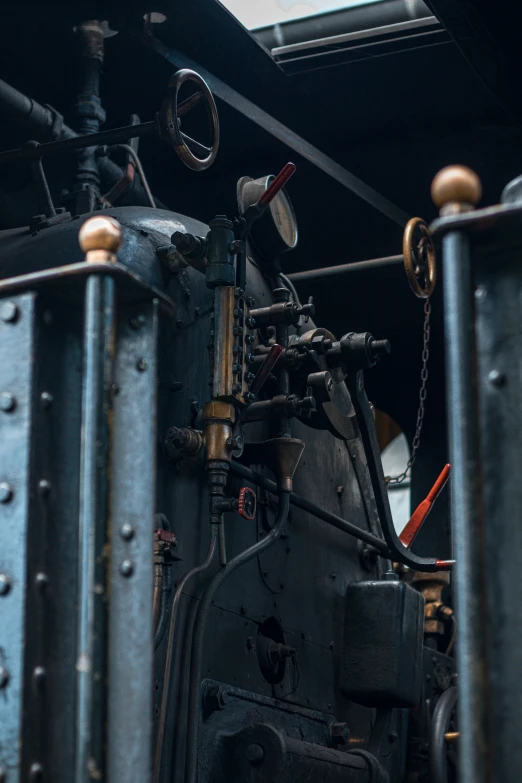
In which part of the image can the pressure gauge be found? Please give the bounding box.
[237,174,298,261]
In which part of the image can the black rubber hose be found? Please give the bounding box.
[429,686,458,783]
[184,492,291,783]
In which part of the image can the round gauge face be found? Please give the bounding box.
[268,186,298,249]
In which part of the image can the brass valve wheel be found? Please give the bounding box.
[403,217,437,299]
[158,68,219,172]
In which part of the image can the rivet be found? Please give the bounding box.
[120,559,134,577]
[0,392,16,412]
[29,762,43,781]
[245,744,265,765]
[33,666,46,686]
[40,391,53,409]
[38,479,51,497]
[0,666,10,688]
[0,301,19,323]
[175,318,183,329]
[475,285,487,300]
[35,572,49,590]
[136,358,148,372]
[0,574,11,595]
[0,482,13,503]
[488,369,506,387]
[120,523,135,541]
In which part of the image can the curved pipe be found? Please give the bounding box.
[184,492,291,783]
[429,686,458,783]
[153,524,219,782]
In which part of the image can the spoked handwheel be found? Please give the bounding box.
[158,69,220,171]
[403,217,437,298]
[429,685,458,783]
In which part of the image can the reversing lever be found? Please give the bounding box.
[400,464,451,550]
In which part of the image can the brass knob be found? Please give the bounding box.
[79,215,122,262]
[431,165,482,210]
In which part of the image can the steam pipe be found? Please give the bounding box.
[287,254,404,283]
[153,525,219,782]
[184,492,291,783]
[229,461,389,555]
[0,77,165,208]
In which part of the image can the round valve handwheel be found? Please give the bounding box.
[238,487,257,520]
[403,217,437,299]
[158,69,220,171]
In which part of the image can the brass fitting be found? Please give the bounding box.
[404,570,451,636]
[202,401,235,463]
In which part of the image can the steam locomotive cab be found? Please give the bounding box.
[0,7,490,783]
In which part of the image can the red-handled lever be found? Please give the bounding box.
[258,162,296,208]
[400,463,451,550]
[249,344,283,396]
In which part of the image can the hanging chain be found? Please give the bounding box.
[386,297,431,485]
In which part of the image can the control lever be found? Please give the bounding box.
[400,464,451,550]
[346,369,454,572]
[236,162,296,289]
[249,344,283,396]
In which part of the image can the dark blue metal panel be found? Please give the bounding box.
[108,299,158,782]
[0,294,36,783]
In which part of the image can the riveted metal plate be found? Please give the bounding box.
[0,294,36,782]
[107,299,159,782]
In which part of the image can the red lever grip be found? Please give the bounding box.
[399,463,451,549]
[258,163,296,208]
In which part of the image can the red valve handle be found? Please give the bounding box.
[399,464,451,550]
[238,487,257,520]
[156,528,177,545]
[249,344,283,396]
[258,162,296,208]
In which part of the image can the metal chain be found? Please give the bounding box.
[386,297,431,485]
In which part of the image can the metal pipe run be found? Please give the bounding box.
[287,254,404,283]
[0,77,163,208]
[184,492,291,783]
[229,461,390,555]
[76,274,115,783]
[153,526,219,783]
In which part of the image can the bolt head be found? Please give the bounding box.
[0,574,11,596]
[120,559,134,577]
[0,482,13,503]
[488,369,506,387]
[136,358,148,372]
[331,722,350,744]
[0,301,19,323]
[38,479,51,497]
[120,523,135,541]
[0,392,16,412]
[33,666,46,686]
[40,391,53,409]
[35,572,48,590]
[245,744,265,764]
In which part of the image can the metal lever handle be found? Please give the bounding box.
[258,162,296,207]
[249,344,283,396]
[400,464,451,550]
